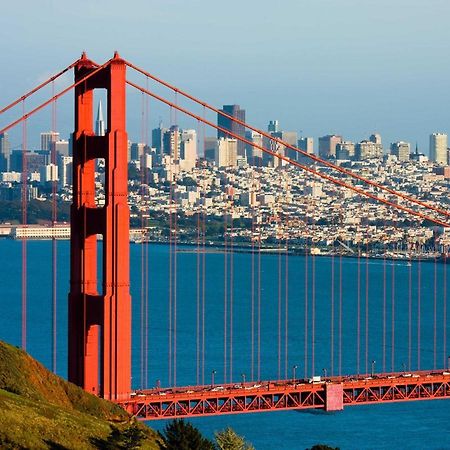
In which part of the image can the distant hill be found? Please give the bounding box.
[0,341,160,449]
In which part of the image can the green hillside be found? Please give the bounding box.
[0,341,160,449]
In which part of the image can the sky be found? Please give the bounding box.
[1,0,450,152]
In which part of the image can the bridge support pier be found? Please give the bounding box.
[68,52,131,401]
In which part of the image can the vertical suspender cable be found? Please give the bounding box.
[278,238,282,379]
[229,198,234,383]
[285,236,289,380]
[304,221,309,379]
[331,240,335,376]
[140,92,145,389]
[417,256,421,370]
[391,250,395,372]
[357,244,361,374]
[444,251,447,369]
[408,252,412,371]
[21,99,27,350]
[223,211,228,384]
[365,240,369,375]
[251,207,255,381]
[339,252,343,378]
[257,223,261,381]
[51,82,58,374]
[433,250,437,370]
[383,237,387,373]
[311,244,316,377]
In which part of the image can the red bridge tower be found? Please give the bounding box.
[68,52,131,400]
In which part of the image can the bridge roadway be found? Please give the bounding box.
[117,371,450,420]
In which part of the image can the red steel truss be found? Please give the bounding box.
[118,371,450,420]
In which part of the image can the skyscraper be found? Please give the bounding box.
[318,135,342,159]
[217,105,246,157]
[95,100,106,136]
[152,121,167,155]
[40,131,59,152]
[0,133,11,172]
[429,132,447,164]
[390,141,410,162]
[268,120,279,133]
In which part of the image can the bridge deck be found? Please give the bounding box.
[116,370,450,420]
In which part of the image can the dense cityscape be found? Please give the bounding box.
[0,102,449,259]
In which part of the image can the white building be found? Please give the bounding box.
[215,138,237,167]
[429,132,447,164]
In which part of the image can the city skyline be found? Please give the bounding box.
[2,1,450,151]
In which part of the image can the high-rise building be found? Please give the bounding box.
[180,138,197,172]
[218,105,246,157]
[57,155,73,188]
[52,140,70,158]
[0,133,11,172]
[248,131,264,166]
[95,100,106,136]
[429,132,447,164]
[272,131,298,161]
[163,125,181,160]
[336,141,355,160]
[152,121,167,155]
[40,131,59,152]
[318,135,342,159]
[298,137,314,154]
[355,140,383,160]
[268,120,280,133]
[215,138,238,167]
[130,142,146,161]
[369,133,382,145]
[390,141,410,162]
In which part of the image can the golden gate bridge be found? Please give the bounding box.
[0,52,449,420]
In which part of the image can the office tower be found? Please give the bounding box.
[0,133,11,172]
[218,104,246,157]
[429,132,447,164]
[215,138,238,167]
[268,120,280,133]
[390,141,410,162]
[152,121,167,155]
[272,130,298,161]
[39,164,58,183]
[180,137,197,171]
[248,131,264,166]
[95,100,106,136]
[58,155,73,188]
[318,135,342,159]
[162,125,181,160]
[355,140,383,160]
[130,142,146,161]
[40,131,60,151]
[369,133,382,145]
[298,137,314,154]
[203,137,217,161]
[51,139,70,158]
[336,141,355,160]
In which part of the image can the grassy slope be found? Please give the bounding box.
[0,341,161,449]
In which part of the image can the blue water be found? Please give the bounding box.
[0,239,449,449]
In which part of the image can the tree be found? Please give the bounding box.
[158,419,215,450]
[214,427,254,450]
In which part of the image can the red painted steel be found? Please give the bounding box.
[68,52,131,401]
[118,371,450,420]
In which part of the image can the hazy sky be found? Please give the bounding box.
[1,0,450,151]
